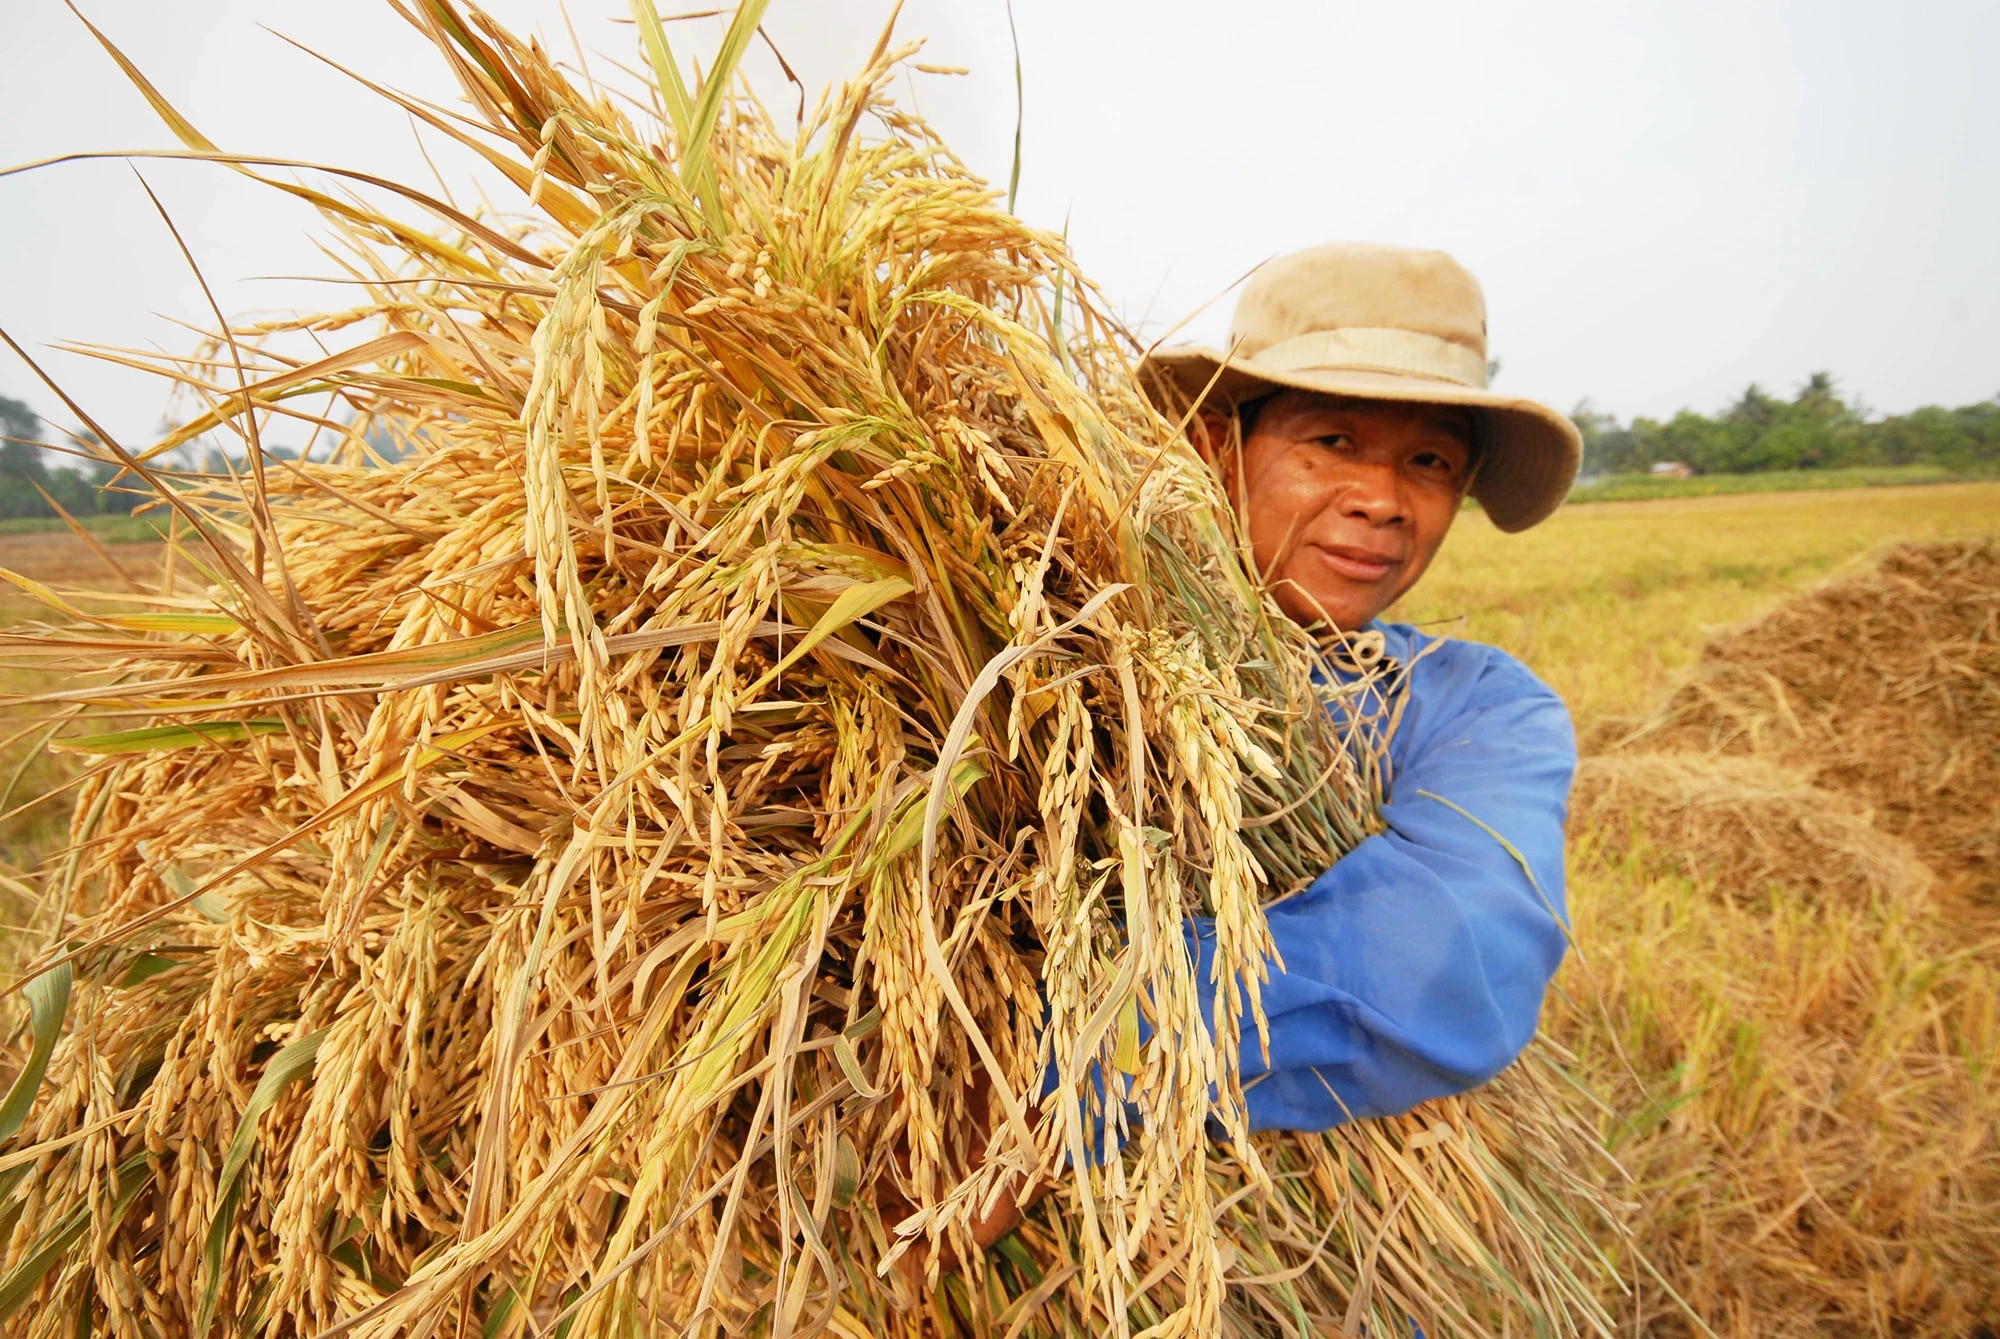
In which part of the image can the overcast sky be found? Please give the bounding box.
[3,0,1996,453]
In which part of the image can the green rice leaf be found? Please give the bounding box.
[877,758,986,867]
[196,1029,325,1338]
[95,612,241,634]
[481,1281,525,1339]
[738,577,912,700]
[398,375,494,397]
[680,0,771,202]
[842,1007,880,1040]
[118,953,183,987]
[160,865,229,924]
[830,1032,883,1101]
[0,1153,149,1323]
[1004,0,1024,212]
[830,1132,861,1210]
[0,964,69,1144]
[628,0,694,144]
[56,720,287,756]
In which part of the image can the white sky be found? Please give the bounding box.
[3,0,1997,453]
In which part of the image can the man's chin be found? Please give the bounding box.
[1274,582,1389,634]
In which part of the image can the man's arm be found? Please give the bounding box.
[1187,637,1576,1132]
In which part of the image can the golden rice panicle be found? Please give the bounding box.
[0,3,1622,1335]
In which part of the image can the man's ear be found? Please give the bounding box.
[1189,409,1233,468]
[1189,407,1248,511]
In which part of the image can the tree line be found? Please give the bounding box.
[0,394,145,521]
[0,394,325,522]
[1574,373,2000,478]
[6,376,1999,520]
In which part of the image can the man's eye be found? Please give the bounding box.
[1411,451,1458,474]
[1312,434,1354,451]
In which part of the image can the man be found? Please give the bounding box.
[962,241,1581,1250]
[1141,240,1582,1130]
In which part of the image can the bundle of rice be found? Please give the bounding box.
[1569,753,1932,912]
[1613,537,2000,904]
[0,5,1618,1335]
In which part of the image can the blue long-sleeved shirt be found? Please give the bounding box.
[1187,621,1575,1131]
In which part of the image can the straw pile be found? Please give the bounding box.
[0,4,1619,1336]
[1570,753,1932,913]
[1555,540,2000,1336]
[1617,537,1999,904]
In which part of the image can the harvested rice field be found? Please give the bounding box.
[0,535,165,961]
[1399,485,2000,1336]
[1395,481,2000,725]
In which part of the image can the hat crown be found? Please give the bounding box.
[1230,242,1488,370]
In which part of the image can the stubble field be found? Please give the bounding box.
[1400,481,2000,1336]
[1395,480,2000,723]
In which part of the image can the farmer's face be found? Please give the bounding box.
[1196,391,1474,632]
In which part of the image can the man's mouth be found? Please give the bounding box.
[1305,543,1401,583]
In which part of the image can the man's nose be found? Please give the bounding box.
[1336,460,1407,525]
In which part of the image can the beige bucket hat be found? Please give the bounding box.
[1140,242,1581,532]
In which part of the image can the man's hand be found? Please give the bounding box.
[964,1077,1050,1248]
[878,1079,1050,1284]
[970,1185,1029,1250]
[882,1173,1044,1288]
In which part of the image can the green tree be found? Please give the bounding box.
[1632,409,1731,472]
[1577,378,1999,482]
[1572,399,1641,475]
[0,397,143,518]
[0,395,37,450]
[1724,383,1783,430]
[0,394,57,519]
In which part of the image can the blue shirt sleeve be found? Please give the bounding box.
[1187,625,1576,1132]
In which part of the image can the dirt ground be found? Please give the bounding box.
[0,532,164,593]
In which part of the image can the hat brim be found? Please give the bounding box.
[1139,347,1581,533]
